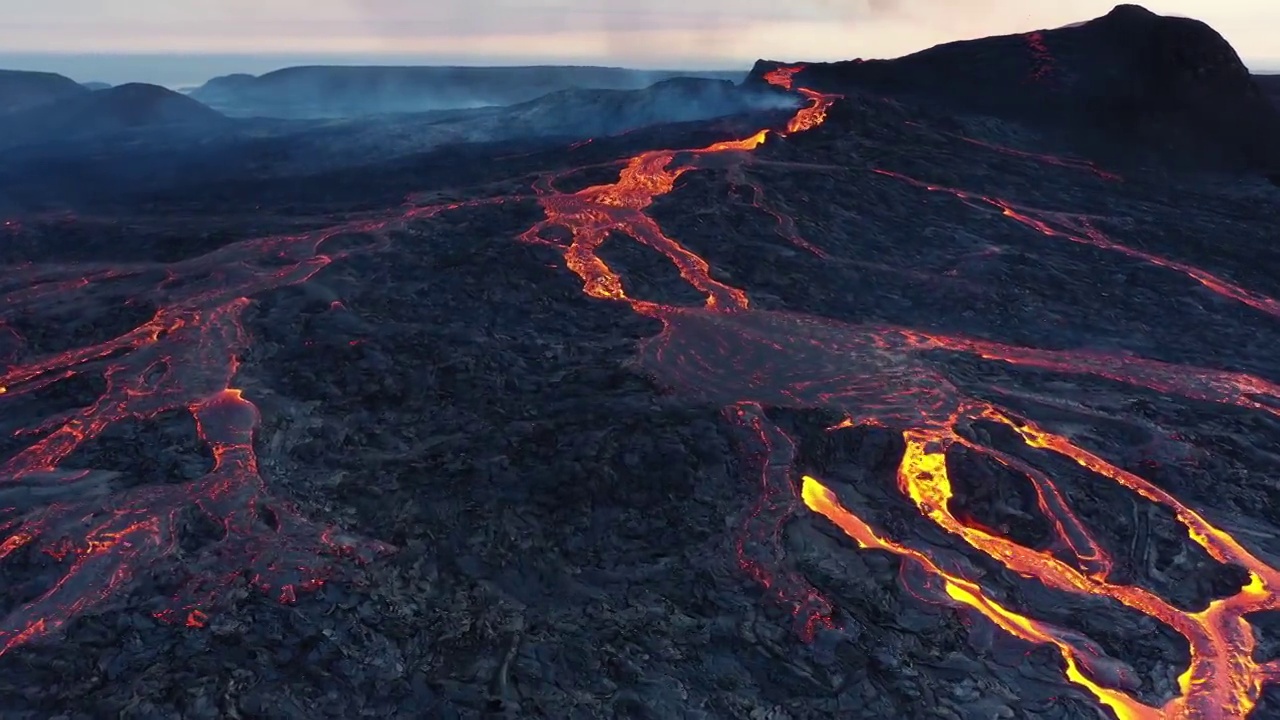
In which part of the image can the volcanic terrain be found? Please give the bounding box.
[2,5,1280,720]
[189,65,748,119]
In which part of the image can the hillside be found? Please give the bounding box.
[1258,74,1280,109]
[0,78,796,206]
[189,64,747,118]
[748,4,1280,172]
[0,69,89,114]
[0,83,230,149]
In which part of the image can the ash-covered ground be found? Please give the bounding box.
[3,9,1280,720]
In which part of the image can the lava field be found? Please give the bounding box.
[3,17,1280,720]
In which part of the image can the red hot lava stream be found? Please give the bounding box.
[3,63,1280,719]
[518,65,1280,718]
[0,199,505,652]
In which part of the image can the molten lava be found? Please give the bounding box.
[760,65,838,135]
[3,59,1280,720]
[1025,31,1056,82]
[515,66,1280,717]
[0,200,512,653]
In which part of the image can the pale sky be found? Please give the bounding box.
[0,0,1275,69]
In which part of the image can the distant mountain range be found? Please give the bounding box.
[0,65,763,152]
[187,65,747,119]
[0,73,793,212]
[0,82,229,148]
[0,69,88,114]
[0,6,1277,179]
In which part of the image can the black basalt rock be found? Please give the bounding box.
[748,4,1280,171]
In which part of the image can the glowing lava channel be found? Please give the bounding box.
[635,303,1280,719]
[806,397,1280,720]
[0,199,509,653]
[517,63,1280,718]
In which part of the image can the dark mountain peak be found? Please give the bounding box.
[0,82,228,149]
[749,4,1249,95]
[1082,3,1252,86]
[82,83,227,126]
[103,82,187,101]
[650,76,735,91]
[1102,3,1156,21]
[0,69,89,114]
[747,6,1280,171]
[198,73,256,91]
[109,82,169,95]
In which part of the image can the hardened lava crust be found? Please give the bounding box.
[3,11,1280,720]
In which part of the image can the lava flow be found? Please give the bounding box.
[515,65,1280,718]
[0,198,513,654]
[762,65,837,134]
[1025,31,1056,82]
[4,59,1280,720]
[633,308,1280,719]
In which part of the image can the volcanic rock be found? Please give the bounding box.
[748,4,1280,171]
[2,7,1280,720]
[478,78,796,139]
[1258,74,1280,110]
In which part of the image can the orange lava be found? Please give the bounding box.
[516,65,836,316]
[1025,31,1055,82]
[761,66,800,90]
[0,201,517,652]
[4,58,1280,720]
[760,65,838,134]
[804,386,1280,720]
[634,304,1280,719]
[512,62,1280,716]
[786,88,836,135]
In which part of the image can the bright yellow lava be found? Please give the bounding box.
[803,399,1280,719]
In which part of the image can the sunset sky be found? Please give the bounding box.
[1,1,1276,85]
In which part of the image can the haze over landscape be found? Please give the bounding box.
[2,3,1280,719]
[1,0,1277,86]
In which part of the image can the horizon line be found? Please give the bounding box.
[4,49,1277,65]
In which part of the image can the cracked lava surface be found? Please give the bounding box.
[2,64,1280,718]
